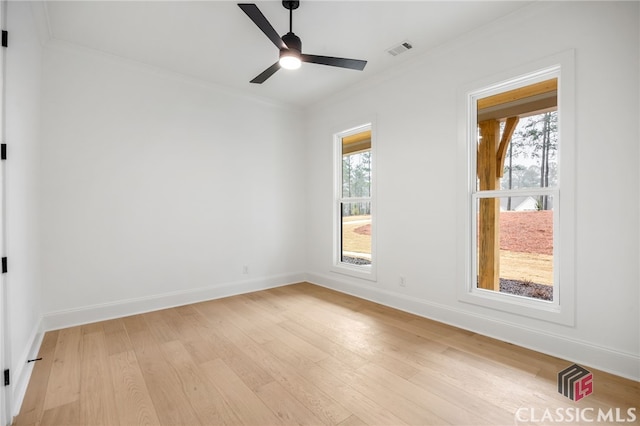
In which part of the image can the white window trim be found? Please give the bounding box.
[332,122,377,282]
[457,50,576,325]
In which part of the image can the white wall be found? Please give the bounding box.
[39,41,306,326]
[4,5,638,422]
[4,0,44,416]
[305,1,639,380]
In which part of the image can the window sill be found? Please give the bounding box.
[331,263,377,282]
[457,285,574,326]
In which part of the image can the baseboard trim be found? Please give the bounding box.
[42,272,306,332]
[11,320,44,419]
[306,272,640,381]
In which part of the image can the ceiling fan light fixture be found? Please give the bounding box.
[239,2,367,83]
[279,50,302,70]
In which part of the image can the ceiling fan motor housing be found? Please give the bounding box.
[282,32,301,53]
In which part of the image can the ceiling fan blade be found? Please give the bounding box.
[250,62,281,84]
[238,4,287,50]
[301,54,367,71]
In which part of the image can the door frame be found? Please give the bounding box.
[0,0,9,422]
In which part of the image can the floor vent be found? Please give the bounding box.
[386,41,413,57]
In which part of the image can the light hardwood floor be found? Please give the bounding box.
[13,283,639,425]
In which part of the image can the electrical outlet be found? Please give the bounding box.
[242,265,249,274]
[399,276,406,287]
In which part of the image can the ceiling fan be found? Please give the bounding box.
[238,1,367,84]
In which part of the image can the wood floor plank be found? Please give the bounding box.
[109,350,161,426]
[129,319,202,426]
[186,305,275,391]
[42,327,82,411]
[161,305,203,343]
[79,330,120,425]
[407,362,517,425]
[277,318,368,370]
[103,318,134,356]
[441,330,543,375]
[200,358,282,425]
[310,323,423,381]
[180,328,224,365]
[80,321,104,336]
[236,292,288,325]
[243,288,301,316]
[337,414,368,426]
[254,379,325,425]
[266,323,331,363]
[360,362,495,425]
[158,340,237,425]
[300,362,410,426]
[362,304,474,346]
[316,356,449,425]
[212,297,277,345]
[40,401,81,426]
[143,309,183,344]
[14,283,640,426]
[407,351,540,412]
[121,314,156,351]
[286,283,364,313]
[221,324,352,425]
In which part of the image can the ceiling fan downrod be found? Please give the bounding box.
[283,0,299,33]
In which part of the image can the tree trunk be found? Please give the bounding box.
[542,112,551,209]
[539,113,550,209]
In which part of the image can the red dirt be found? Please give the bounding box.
[354,225,371,236]
[500,211,553,255]
[354,211,553,255]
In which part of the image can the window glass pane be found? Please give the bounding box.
[476,78,558,192]
[501,112,558,191]
[476,196,553,301]
[341,201,371,265]
[477,111,558,192]
[342,150,371,198]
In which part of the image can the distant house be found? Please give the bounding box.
[500,196,540,211]
[514,196,539,211]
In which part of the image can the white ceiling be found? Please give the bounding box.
[40,1,533,107]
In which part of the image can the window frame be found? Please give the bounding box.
[457,51,576,325]
[332,122,376,281]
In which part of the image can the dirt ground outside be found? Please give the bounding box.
[499,210,553,286]
[342,215,371,256]
[342,210,553,286]
[500,250,552,285]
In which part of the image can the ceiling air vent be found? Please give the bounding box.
[386,41,413,57]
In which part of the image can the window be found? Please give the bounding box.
[458,51,575,324]
[475,79,558,302]
[334,124,375,280]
